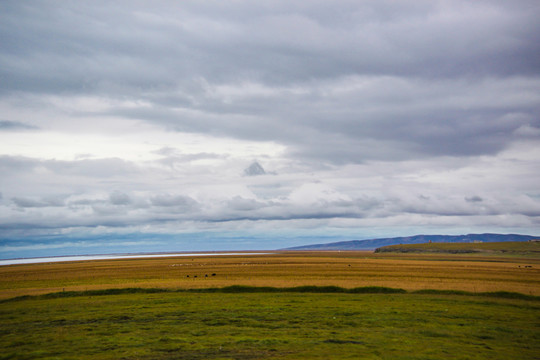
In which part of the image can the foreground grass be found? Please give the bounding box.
[1,289,538,360]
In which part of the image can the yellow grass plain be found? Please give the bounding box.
[1,251,539,299]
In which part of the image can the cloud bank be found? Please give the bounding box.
[1,1,539,258]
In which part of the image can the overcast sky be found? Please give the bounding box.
[1,0,539,258]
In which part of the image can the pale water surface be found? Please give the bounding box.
[0,252,268,266]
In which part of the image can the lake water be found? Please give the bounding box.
[0,252,268,266]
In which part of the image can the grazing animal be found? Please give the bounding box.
[211,273,216,276]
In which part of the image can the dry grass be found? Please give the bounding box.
[1,251,539,299]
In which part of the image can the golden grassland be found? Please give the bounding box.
[1,250,539,299]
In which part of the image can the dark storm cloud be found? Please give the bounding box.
[1,1,539,163]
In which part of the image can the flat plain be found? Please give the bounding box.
[1,248,539,359]
[1,250,539,298]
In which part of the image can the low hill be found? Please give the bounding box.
[284,234,539,250]
[374,241,540,256]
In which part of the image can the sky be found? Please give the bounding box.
[1,0,539,259]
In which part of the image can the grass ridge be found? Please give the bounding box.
[2,285,539,303]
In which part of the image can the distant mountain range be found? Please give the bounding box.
[283,233,540,251]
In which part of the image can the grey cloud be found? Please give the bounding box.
[388,194,503,217]
[150,194,199,209]
[114,75,540,163]
[0,155,39,172]
[12,196,65,208]
[91,203,126,216]
[1,186,539,236]
[1,1,539,164]
[154,149,227,167]
[46,158,139,178]
[11,197,41,208]
[465,196,483,203]
[0,155,138,177]
[0,120,37,130]
[109,191,131,205]
[153,147,178,157]
[1,1,538,96]
[68,198,104,208]
[1,1,539,252]
[244,162,266,176]
[3,185,368,230]
[226,196,268,211]
[211,194,382,223]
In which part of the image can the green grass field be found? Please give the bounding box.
[1,289,539,360]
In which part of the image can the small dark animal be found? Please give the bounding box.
[186,275,190,278]
[211,273,216,276]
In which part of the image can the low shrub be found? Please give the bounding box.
[349,286,406,294]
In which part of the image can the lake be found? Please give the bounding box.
[0,252,268,266]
